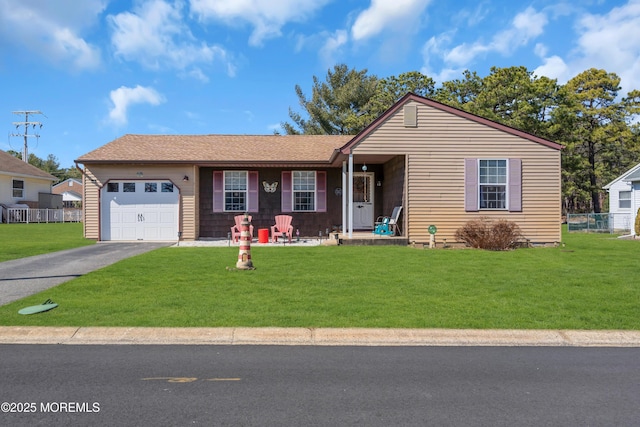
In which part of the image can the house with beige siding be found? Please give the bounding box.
[75,93,562,244]
[1,149,57,222]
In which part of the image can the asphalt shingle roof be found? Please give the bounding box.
[0,150,57,180]
[76,134,353,164]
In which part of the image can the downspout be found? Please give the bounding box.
[74,161,89,239]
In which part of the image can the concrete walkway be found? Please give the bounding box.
[1,326,639,347]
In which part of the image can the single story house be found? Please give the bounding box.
[75,93,562,244]
[1,149,57,221]
[52,178,83,208]
[603,162,640,234]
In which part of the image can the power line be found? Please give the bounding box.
[11,110,45,162]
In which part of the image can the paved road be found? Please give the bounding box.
[0,242,172,306]
[1,345,638,426]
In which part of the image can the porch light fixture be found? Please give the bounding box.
[183,175,189,182]
[377,180,382,187]
[361,163,367,172]
[136,171,143,177]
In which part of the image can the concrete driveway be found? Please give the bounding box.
[0,242,172,306]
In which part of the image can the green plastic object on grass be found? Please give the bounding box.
[18,299,58,315]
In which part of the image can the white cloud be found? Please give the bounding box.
[109,0,234,78]
[533,55,569,82]
[457,3,489,27]
[53,27,102,70]
[351,0,430,41]
[534,43,548,58]
[421,32,461,83]
[0,0,104,70]
[108,85,166,126]
[190,0,331,46]
[444,6,548,67]
[319,30,348,66]
[531,1,640,94]
[572,0,640,94]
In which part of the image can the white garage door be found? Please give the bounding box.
[101,181,179,241]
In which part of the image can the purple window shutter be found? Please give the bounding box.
[212,171,224,212]
[508,158,522,212]
[281,171,292,212]
[464,159,478,212]
[316,171,327,212]
[248,171,259,212]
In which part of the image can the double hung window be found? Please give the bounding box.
[280,170,327,213]
[465,158,521,212]
[212,171,258,213]
[12,179,24,198]
[224,171,248,211]
[479,160,507,209]
[619,191,631,209]
[292,171,316,211]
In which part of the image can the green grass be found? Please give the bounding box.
[0,228,638,330]
[0,223,94,262]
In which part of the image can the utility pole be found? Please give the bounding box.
[11,110,44,163]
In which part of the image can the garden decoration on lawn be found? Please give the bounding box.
[18,299,58,315]
[235,213,255,270]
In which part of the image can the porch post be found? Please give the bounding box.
[342,160,347,237]
[348,153,354,238]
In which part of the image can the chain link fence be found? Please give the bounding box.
[567,213,632,234]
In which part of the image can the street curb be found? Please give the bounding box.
[1,326,640,346]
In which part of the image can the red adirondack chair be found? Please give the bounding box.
[271,215,293,243]
[231,214,253,242]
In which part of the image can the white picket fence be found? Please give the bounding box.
[2,207,82,223]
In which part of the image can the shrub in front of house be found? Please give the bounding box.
[635,208,640,237]
[455,217,523,250]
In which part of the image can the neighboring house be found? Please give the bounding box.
[0,149,57,220]
[75,93,562,244]
[603,162,640,234]
[52,178,83,208]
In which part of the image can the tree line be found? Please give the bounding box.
[281,65,640,214]
[7,151,81,183]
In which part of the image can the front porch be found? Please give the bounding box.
[339,231,409,246]
[340,154,406,239]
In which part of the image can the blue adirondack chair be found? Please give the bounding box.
[373,206,402,236]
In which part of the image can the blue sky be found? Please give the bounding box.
[1,0,639,168]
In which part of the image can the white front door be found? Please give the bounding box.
[352,172,374,229]
[101,181,179,241]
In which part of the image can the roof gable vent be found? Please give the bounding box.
[404,104,417,127]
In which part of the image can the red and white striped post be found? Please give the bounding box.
[236,213,255,270]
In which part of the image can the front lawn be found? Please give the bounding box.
[0,223,94,262]
[1,229,638,329]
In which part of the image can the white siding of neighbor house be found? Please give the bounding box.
[352,100,562,244]
[606,178,634,232]
[0,174,53,206]
[81,164,197,241]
